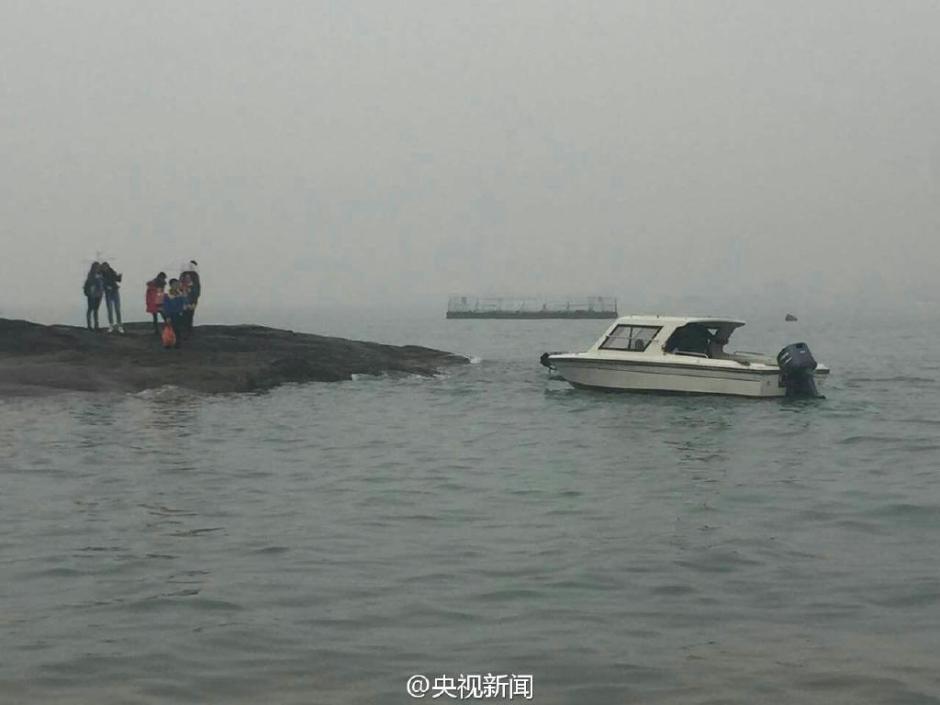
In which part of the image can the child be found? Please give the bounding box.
[145,272,167,335]
[161,278,186,349]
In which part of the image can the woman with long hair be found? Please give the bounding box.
[145,272,167,335]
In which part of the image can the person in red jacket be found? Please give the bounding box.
[145,272,167,335]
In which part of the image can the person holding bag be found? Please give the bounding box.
[161,278,186,349]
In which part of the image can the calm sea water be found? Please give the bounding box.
[2,309,939,704]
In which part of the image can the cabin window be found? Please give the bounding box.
[664,323,716,356]
[600,325,661,352]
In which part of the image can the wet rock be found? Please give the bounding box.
[0,319,467,395]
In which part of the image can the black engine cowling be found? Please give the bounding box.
[777,342,819,398]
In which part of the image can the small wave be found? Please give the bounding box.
[869,587,940,608]
[350,371,439,382]
[252,545,290,555]
[839,436,940,452]
[130,385,195,401]
[846,376,937,384]
[839,434,906,446]
[894,417,940,427]
[649,583,696,596]
[139,504,197,516]
[675,550,762,573]
[864,503,940,521]
[476,587,543,602]
[468,356,483,364]
[168,527,225,537]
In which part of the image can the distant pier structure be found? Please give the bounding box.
[446,296,618,319]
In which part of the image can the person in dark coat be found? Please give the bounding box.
[145,272,167,335]
[161,278,186,349]
[82,262,104,331]
[180,261,201,337]
[99,261,124,333]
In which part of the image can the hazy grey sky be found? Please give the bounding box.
[1,1,938,320]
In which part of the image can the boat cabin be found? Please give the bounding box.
[589,316,747,360]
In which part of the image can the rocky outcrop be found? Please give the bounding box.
[0,319,467,395]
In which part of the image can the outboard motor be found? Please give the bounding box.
[777,342,819,398]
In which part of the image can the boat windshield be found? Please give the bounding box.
[600,324,661,352]
[664,323,731,357]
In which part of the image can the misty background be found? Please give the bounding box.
[1,0,938,326]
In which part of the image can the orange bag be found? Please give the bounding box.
[162,323,177,348]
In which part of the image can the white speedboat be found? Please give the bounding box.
[540,316,829,398]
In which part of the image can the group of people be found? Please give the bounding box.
[82,260,202,348]
[82,261,125,333]
[145,263,201,348]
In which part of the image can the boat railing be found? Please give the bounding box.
[730,351,776,365]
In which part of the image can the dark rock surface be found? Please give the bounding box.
[0,319,467,395]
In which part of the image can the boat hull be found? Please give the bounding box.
[550,358,825,398]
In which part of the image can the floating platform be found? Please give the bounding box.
[447,296,617,320]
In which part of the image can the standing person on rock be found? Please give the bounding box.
[178,274,192,340]
[82,262,104,331]
[145,272,167,335]
[180,260,201,337]
[100,261,124,334]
